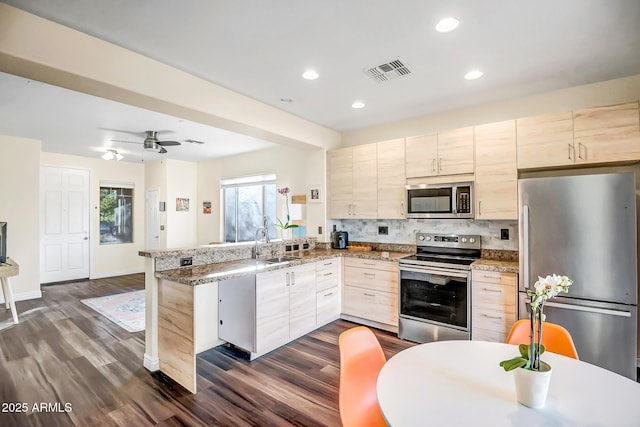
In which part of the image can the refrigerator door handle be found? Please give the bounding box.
[545,301,632,318]
[523,204,530,289]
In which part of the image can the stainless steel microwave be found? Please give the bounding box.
[406,182,473,219]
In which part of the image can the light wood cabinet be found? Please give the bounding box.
[327,144,377,219]
[471,270,517,342]
[405,133,438,177]
[517,102,640,169]
[405,127,474,178]
[316,258,340,325]
[256,263,317,355]
[572,102,640,164]
[377,138,406,219]
[474,120,518,220]
[342,258,398,331]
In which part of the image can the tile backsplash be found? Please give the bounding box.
[328,218,518,251]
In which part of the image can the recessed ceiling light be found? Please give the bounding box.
[464,70,483,80]
[435,17,460,33]
[302,70,319,80]
[352,101,365,109]
[280,97,293,103]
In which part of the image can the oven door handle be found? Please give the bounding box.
[399,266,468,279]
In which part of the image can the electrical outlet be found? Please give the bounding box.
[500,229,509,240]
[378,226,389,235]
[180,257,193,267]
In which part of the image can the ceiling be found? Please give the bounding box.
[2,0,640,162]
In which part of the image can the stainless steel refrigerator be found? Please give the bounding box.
[518,172,638,380]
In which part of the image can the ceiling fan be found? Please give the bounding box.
[111,130,182,153]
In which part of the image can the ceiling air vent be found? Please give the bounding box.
[365,58,413,83]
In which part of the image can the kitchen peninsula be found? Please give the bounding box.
[139,238,411,393]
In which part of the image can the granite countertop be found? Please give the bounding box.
[156,248,411,286]
[471,258,519,273]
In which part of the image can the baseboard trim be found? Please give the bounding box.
[91,268,145,280]
[143,353,160,371]
[0,290,42,304]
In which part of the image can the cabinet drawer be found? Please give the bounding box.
[472,270,517,287]
[472,307,516,335]
[317,286,340,325]
[343,286,398,326]
[472,282,516,312]
[344,267,397,293]
[316,259,339,292]
[344,257,398,273]
[472,327,510,343]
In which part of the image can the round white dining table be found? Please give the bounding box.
[377,340,640,426]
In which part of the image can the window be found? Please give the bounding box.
[222,175,276,243]
[100,182,133,244]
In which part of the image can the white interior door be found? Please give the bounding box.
[40,166,90,283]
[146,188,160,250]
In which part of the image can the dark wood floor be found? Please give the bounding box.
[0,274,414,426]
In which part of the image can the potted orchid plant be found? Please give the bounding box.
[499,274,573,408]
[276,187,298,239]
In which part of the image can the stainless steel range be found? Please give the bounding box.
[398,233,481,343]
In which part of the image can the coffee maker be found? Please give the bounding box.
[332,230,349,249]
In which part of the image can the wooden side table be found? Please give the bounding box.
[0,258,19,324]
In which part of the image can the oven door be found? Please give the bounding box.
[399,266,470,331]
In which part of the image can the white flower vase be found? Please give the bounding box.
[281,228,292,241]
[513,362,552,409]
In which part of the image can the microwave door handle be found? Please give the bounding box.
[452,185,458,215]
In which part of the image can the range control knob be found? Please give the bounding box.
[425,235,432,241]
[418,235,425,241]
[469,237,476,243]
[461,237,468,243]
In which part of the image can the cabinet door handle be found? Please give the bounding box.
[286,272,290,286]
[324,292,334,297]
[482,287,503,293]
[431,158,436,173]
[291,271,295,285]
[568,143,575,161]
[323,262,333,266]
[364,272,376,277]
[323,272,333,276]
[438,158,443,172]
[578,142,586,160]
[478,201,482,216]
[481,313,503,319]
[363,262,376,266]
[364,292,375,297]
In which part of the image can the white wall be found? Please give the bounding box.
[342,74,640,146]
[0,135,41,300]
[196,145,327,245]
[41,152,145,278]
[166,159,198,248]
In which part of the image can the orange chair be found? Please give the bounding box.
[338,326,387,427]
[506,319,579,359]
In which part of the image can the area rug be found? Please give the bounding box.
[81,290,145,332]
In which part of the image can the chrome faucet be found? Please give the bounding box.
[254,216,270,259]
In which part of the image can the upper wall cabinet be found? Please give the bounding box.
[474,120,517,220]
[377,138,406,219]
[327,144,377,219]
[572,102,640,165]
[517,102,640,169]
[405,127,474,178]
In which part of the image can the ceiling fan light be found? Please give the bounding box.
[115,153,124,161]
[101,150,115,160]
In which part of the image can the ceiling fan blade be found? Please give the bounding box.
[156,140,181,146]
[111,139,142,144]
[184,139,206,144]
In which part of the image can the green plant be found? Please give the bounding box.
[276,187,299,230]
[500,274,572,372]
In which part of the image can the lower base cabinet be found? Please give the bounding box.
[471,270,517,342]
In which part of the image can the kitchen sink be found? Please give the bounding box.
[261,256,299,264]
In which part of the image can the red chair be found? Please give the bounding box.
[506,319,579,359]
[338,326,387,427]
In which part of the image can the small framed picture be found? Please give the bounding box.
[203,201,212,214]
[307,185,322,203]
[176,198,190,212]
